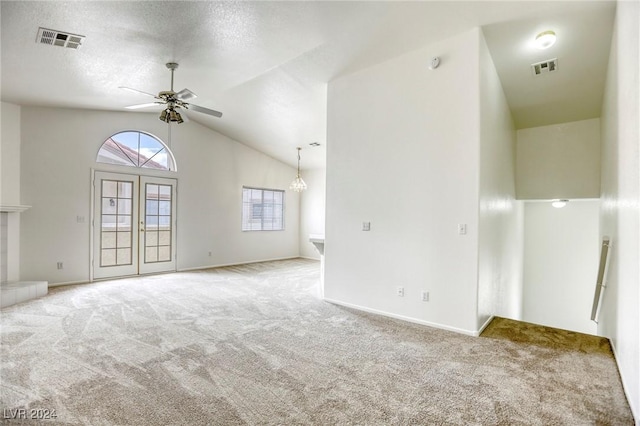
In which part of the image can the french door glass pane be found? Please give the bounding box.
[100,179,133,267]
[144,183,172,263]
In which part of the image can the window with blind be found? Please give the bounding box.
[242,187,285,231]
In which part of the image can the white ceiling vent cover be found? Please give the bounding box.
[36,27,84,49]
[531,58,558,76]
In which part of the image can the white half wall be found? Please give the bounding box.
[19,106,300,284]
[325,28,482,334]
[522,200,599,335]
[599,0,639,419]
[477,29,522,329]
[516,118,601,200]
[300,168,326,260]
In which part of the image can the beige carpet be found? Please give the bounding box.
[0,259,633,425]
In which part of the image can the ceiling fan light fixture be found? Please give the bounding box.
[169,109,183,124]
[535,30,556,49]
[123,62,223,122]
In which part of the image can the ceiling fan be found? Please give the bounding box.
[120,62,222,123]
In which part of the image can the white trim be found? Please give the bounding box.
[477,315,495,335]
[48,280,90,288]
[177,256,300,272]
[323,298,481,336]
[89,169,95,282]
[610,340,639,424]
[299,256,320,261]
[0,205,31,213]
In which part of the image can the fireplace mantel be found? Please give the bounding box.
[0,205,31,213]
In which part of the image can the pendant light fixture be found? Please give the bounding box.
[289,147,307,192]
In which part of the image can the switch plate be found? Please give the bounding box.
[458,224,467,235]
[397,287,404,297]
[362,222,371,231]
[422,291,429,302]
[57,262,63,270]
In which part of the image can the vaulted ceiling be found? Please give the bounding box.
[0,1,615,169]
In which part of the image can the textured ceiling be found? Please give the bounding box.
[0,1,616,169]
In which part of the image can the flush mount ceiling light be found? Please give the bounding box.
[552,199,569,208]
[535,30,556,49]
[289,147,307,192]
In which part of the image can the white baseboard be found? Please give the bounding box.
[323,297,481,337]
[49,257,305,286]
[177,256,301,272]
[478,315,495,335]
[48,280,89,288]
[609,340,639,425]
[298,256,321,261]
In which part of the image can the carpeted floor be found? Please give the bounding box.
[0,259,633,425]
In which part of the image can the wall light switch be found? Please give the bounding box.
[362,222,371,231]
[458,224,467,235]
[76,216,85,223]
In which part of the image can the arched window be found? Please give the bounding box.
[96,131,176,171]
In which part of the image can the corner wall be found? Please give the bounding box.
[19,106,300,284]
[300,168,326,260]
[477,30,522,329]
[325,29,482,334]
[599,0,639,419]
[1,102,21,206]
[1,102,22,282]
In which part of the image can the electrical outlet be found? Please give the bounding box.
[397,286,404,297]
[57,262,63,270]
[208,251,212,257]
[422,291,429,302]
[362,222,371,231]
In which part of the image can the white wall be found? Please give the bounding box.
[523,200,599,335]
[299,168,326,260]
[516,118,601,199]
[1,102,22,282]
[1,102,21,205]
[19,106,300,284]
[599,0,639,419]
[325,29,482,335]
[477,30,523,329]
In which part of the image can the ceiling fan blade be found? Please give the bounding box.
[119,86,158,98]
[188,103,223,118]
[176,88,197,101]
[125,102,163,110]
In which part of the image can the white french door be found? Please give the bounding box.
[93,171,177,280]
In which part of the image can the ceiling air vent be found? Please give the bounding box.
[531,58,558,76]
[36,27,85,49]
